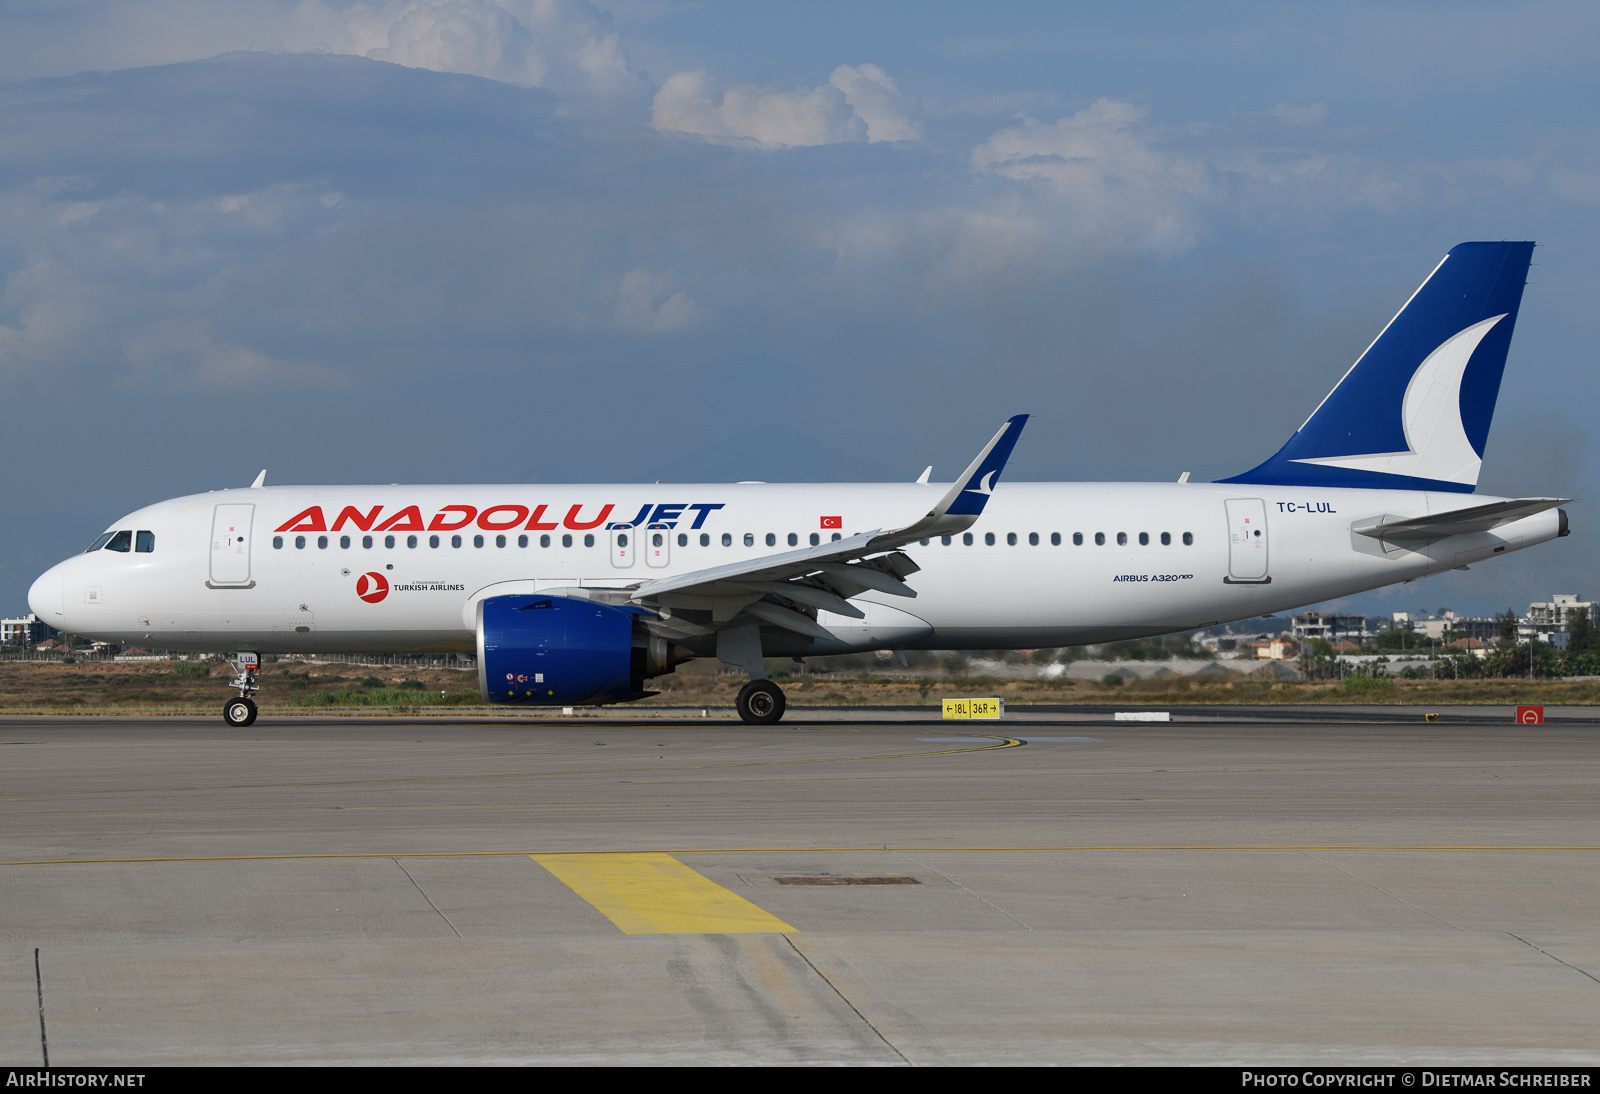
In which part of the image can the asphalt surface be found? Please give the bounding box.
[2,710,1597,1065]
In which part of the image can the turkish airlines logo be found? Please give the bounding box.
[355,572,389,604]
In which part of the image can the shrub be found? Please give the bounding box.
[171,662,210,680]
[1341,675,1394,693]
[1101,673,1125,688]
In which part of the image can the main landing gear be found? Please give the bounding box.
[735,679,786,725]
[222,652,260,727]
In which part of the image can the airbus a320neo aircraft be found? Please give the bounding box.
[29,242,1568,726]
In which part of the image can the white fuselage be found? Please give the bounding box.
[28,481,1560,659]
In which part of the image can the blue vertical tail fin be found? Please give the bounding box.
[1220,241,1534,493]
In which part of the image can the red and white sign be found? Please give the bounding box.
[355,572,390,604]
[1516,705,1544,724]
[820,515,842,529]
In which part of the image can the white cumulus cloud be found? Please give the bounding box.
[651,69,865,148]
[827,64,920,143]
[649,63,920,149]
[615,268,704,332]
[971,99,1215,255]
[292,0,640,95]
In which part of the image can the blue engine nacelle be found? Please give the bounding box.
[476,594,657,706]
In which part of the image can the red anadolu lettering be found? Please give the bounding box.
[427,505,477,532]
[564,503,613,530]
[275,506,327,533]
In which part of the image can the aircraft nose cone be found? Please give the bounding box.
[28,564,63,626]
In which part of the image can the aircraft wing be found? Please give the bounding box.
[628,415,1027,641]
[1352,497,1569,541]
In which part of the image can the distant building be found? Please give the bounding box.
[1254,637,1300,660]
[1290,611,1368,643]
[1522,594,1598,639]
[2,614,56,647]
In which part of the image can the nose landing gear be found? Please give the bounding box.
[222,652,260,727]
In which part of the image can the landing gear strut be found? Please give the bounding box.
[735,679,786,725]
[222,652,260,728]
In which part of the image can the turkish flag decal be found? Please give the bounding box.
[820,516,842,529]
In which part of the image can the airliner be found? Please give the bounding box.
[27,242,1567,726]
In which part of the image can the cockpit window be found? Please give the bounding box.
[104,530,133,553]
[135,531,155,553]
[86,532,116,553]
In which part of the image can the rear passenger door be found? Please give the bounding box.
[1224,498,1269,583]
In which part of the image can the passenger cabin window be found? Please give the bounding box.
[962,533,973,546]
[1073,533,1083,546]
[496,535,507,548]
[787,533,798,546]
[678,534,688,547]
[1094,533,1105,546]
[1007,533,1018,546]
[562,534,573,547]
[984,532,995,546]
[1160,532,1171,546]
[363,536,374,549]
[1183,532,1194,545]
[1028,533,1038,546]
[518,535,529,547]
[384,535,396,549]
[340,536,351,549]
[295,536,306,549]
[1138,532,1149,546]
[1117,532,1128,546]
[744,533,755,547]
[722,533,732,547]
[135,531,155,553]
[941,536,952,546]
[1051,533,1061,546]
[810,533,820,546]
[105,530,132,553]
[700,533,710,547]
[583,534,595,547]
[406,535,418,548]
[317,536,329,549]
[272,536,283,549]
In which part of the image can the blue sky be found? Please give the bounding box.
[2,1,1597,622]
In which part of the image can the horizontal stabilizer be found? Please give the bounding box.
[1352,498,1568,541]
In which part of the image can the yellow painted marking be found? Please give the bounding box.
[531,851,795,935]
